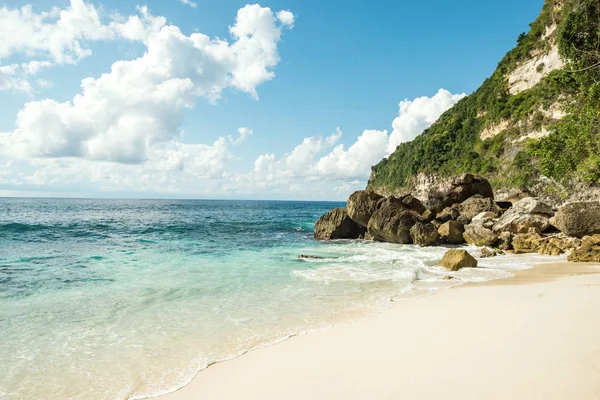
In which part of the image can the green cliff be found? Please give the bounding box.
[368,0,600,204]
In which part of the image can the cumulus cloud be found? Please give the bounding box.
[177,0,197,8]
[276,10,295,27]
[387,88,466,153]
[0,1,166,92]
[0,4,294,164]
[228,127,253,144]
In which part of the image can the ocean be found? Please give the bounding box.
[0,198,544,399]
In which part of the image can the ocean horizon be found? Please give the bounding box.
[0,197,549,399]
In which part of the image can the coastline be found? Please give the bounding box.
[158,258,600,400]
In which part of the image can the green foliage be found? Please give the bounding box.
[368,0,600,196]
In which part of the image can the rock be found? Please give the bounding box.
[298,255,325,259]
[497,232,513,251]
[496,201,513,210]
[367,198,420,244]
[346,191,384,228]
[421,209,435,222]
[439,249,478,271]
[457,215,472,225]
[314,208,366,240]
[512,230,544,254]
[549,201,600,238]
[481,248,504,258]
[443,275,456,280]
[436,207,460,223]
[472,211,498,222]
[568,234,600,262]
[399,194,426,215]
[438,221,465,244]
[537,242,563,256]
[457,195,501,220]
[548,236,581,251]
[364,232,375,241]
[427,174,494,213]
[463,224,498,247]
[410,222,439,247]
[492,197,554,234]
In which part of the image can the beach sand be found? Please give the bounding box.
[159,260,600,400]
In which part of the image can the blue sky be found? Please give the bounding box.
[0,0,544,199]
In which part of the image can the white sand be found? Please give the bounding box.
[159,262,600,400]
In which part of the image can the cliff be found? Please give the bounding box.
[367,0,600,206]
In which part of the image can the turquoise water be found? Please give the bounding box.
[0,198,538,399]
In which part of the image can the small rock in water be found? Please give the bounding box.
[480,248,504,258]
[439,249,478,271]
[297,255,325,259]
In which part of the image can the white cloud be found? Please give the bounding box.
[228,127,253,144]
[177,0,198,8]
[276,10,295,27]
[387,88,466,153]
[314,129,389,179]
[0,4,294,164]
[0,1,165,63]
[0,1,166,92]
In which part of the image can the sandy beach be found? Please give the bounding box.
[160,260,600,400]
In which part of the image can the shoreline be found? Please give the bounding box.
[157,258,600,400]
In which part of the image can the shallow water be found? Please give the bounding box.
[0,198,550,399]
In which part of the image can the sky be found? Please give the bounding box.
[0,0,544,200]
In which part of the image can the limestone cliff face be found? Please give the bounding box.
[368,0,600,207]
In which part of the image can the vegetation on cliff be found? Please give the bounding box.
[368,0,600,199]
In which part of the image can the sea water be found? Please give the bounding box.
[0,198,552,399]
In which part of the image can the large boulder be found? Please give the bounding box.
[457,195,502,220]
[439,249,478,271]
[399,194,427,215]
[463,224,498,247]
[314,208,365,240]
[436,207,460,223]
[549,201,600,238]
[410,222,439,247]
[568,235,600,262]
[438,221,465,244]
[427,174,494,213]
[512,230,544,254]
[347,191,384,227]
[492,197,554,234]
[367,198,420,244]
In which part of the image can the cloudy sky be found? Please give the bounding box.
[0,0,543,200]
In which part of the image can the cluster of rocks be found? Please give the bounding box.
[314,174,600,270]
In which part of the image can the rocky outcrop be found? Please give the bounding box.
[438,221,465,244]
[463,224,498,247]
[512,230,544,254]
[314,208,365,240]
[493,197,554,234]
[457,195,501,220]
[568,235,600,263]
[347,191,384,227]
[427,174,494,213]
[367,198,420,244]
[410,222,439,247]
[549,201,600,238]
[439,249,478,271]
